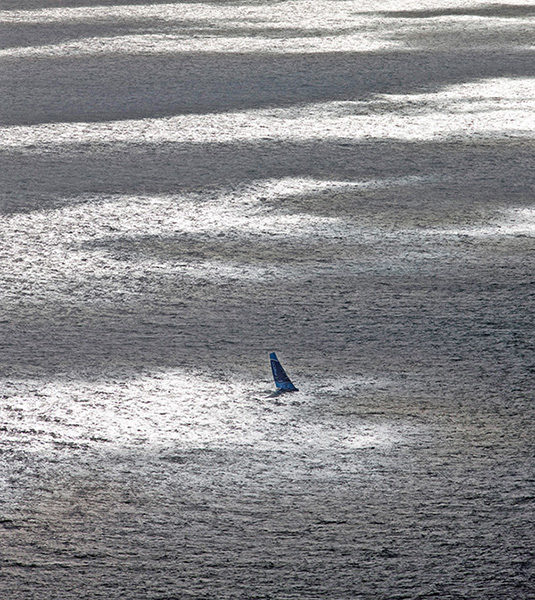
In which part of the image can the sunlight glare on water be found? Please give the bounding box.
[0,372,400,454]
[1,0,534,598]
[2,78,534,147]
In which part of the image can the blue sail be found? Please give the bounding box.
[269,352,298,391]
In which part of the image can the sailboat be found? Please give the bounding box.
[269,352,298,393]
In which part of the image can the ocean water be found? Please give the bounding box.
[1,1,534,598]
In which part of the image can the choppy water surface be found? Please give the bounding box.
[1,1,534,598]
